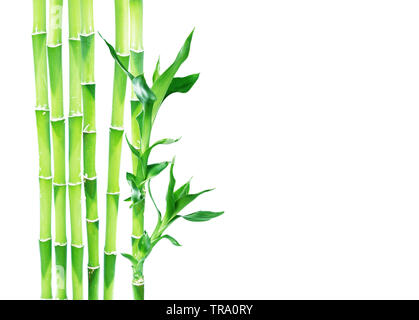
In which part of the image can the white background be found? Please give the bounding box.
[1,0,419,299]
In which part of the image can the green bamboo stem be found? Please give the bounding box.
[104,0,129,300]
[33,0,53,300]
[68,0,83,300]
[80,0,99,300]
[47,0,67,300]
[129,0,145,300]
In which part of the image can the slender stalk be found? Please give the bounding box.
[33,0,53,300]
[68,0,83,300]
[129,0,145,300]
[104,0,129,300]
[47,0,67,300]
[80,0,99,300]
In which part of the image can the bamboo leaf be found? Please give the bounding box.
[138,231,151,258]
[152,29,195,120]
[147,161,170,179]
[125,134,140,159]
[163,73,200,102]
[153,57,160,83]
[165,158,177,218]
[174,179,192,201]
[148,180,162,221]
[132,75,156,107]
[174,188,215,214]
[126,173,143,203]
[156,234,181,247]
[182,211,224,222]
[99,32,133,80]
[143,137,181,160]
[121,253,138,266]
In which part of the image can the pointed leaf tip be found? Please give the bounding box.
[182,211,224,222]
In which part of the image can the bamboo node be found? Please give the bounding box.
[53,182,67,187]
[51,117,66,122]
[32,31,47,36]
[54,242,67,247]
[86,218,99,223]
[131,234,142,240]
[80,31,96,37]
[104,251,117,256]
[68,113,83,118]
[107,191,120,195]
[130,48,144,54]
[87,265,100,270]
[35,105,49,111]
[110,126,124,131]
[84,175,97,181]
[81,81,96,85]
[39,176,53,180]
[71,244,84,249]
[47,43,63,48]
[68,181,83,186]
[39,238,52,242]
[132,278,144,286]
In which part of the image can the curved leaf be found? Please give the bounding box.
[174,178,192,201]
[174,188,214,214]
[147,161,170,179]
[125,134,140,159]
[183,211,224,222]
[165,158,177,218]
[148,180,162,221]
[153,57,161,83]
[143,137,181,160]
[163,73,200,102]
[132,75,156,106]
[152,29,195,121]
[121,253,138,266]
[156,234,181,247]
[99,32,133,80]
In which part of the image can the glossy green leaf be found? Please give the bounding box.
[136,111,144,140]
[147,161,170,179]
[163,73,200,101]
[125,134,140,159]
[183,211,224,222]
[138,231,151,258]
[157,234,181,247]
[174,188,215,214]
[121,253,138,266]
[132,74,156,107]
[174,178,192,201]
[126,172,143,203]
[148,180,162,220]
[99,32,133,80]
[153,57,160,83]
[143,137,181,160]
[152,29,195,121]
[165,158,177,218]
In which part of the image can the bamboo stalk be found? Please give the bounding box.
[32,0,53,300]
[47,0,67,300]
[68,0,83,300]
[104,0,129,300]
[129,0,145,300]
[80,0,99,300]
